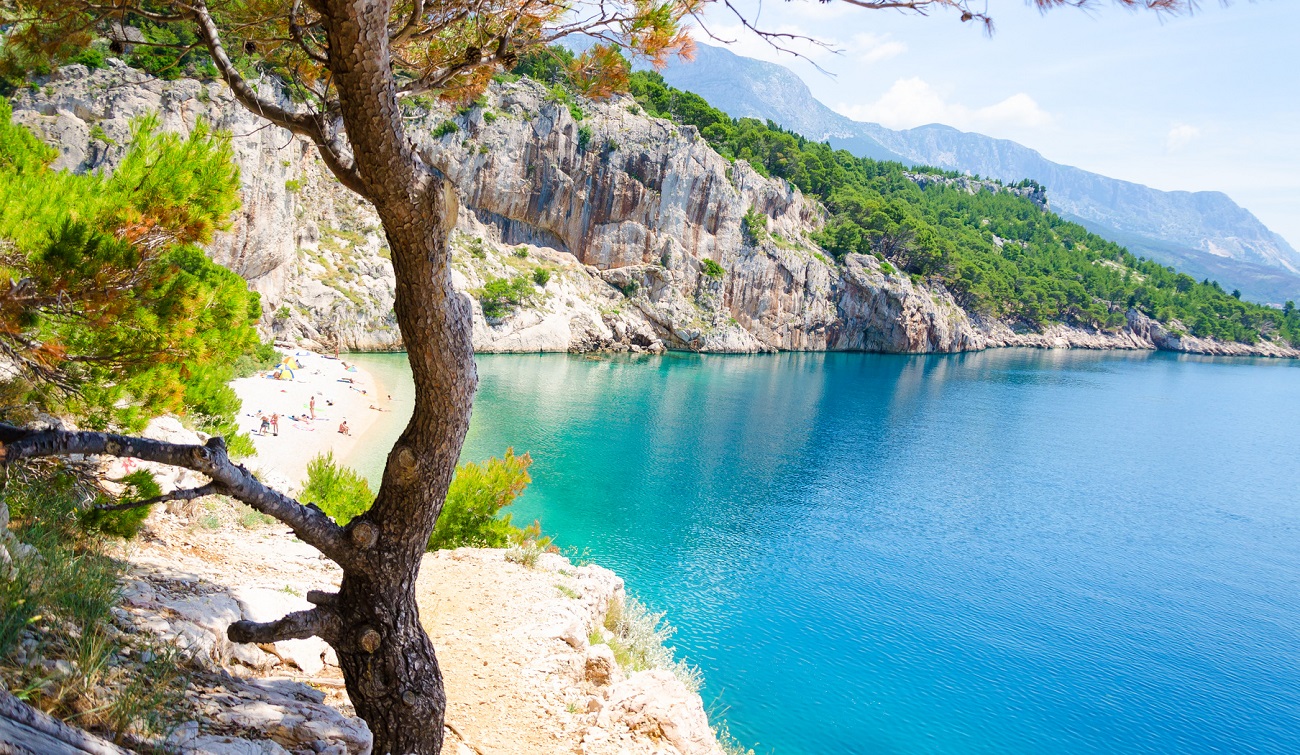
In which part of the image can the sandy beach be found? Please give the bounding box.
[231,349,392,487]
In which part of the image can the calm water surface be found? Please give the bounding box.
[347,349,1300,755]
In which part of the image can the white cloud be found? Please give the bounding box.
[834,77,1053,132]
[848,33,908,64]
[691,25,904,68]
[1166,123,1201,152]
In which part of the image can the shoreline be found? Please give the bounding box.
[231,348,392,488]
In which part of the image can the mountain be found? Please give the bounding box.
[16,60,1297,358]
[647,42,1300,305]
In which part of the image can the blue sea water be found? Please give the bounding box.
[347,349,1300,755]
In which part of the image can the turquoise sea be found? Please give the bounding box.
[347,349,1300,755]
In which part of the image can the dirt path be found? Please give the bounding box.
[416,549,622,754]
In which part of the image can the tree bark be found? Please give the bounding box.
[314,1,477,752]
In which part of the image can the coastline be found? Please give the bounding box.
[231,348,392,488]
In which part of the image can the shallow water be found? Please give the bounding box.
[348,349,1300,754]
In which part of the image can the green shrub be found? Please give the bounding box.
[512,246,529,258]
[740,207,768,245]
[299,452,374,525]
[577,125,593,151]
[477,275,534,318]
[482,110,498,125]
[285,178,302,192]
[68,46,106,69]
[80,470,160,539]
[0,467,190,739]
[433,120,459,138]
[428,449,538,550]
[618,279,640,297]
[532,267,551,287]
[600,595,702,693]
[700,258,725,279]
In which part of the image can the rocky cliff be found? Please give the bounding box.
[13,60,1298,358]
[645,41,1300,305]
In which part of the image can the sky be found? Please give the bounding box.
[693,0,1300,249]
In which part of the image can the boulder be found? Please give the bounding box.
[584,644,621,686]
[231,587,329,675]
[599,670,724,755]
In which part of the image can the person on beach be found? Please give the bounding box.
[270,413,280,436]
[310,395,316,420]
[338,419,350,436]
[257,412,271,436]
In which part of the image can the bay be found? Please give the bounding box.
[347,349,1300,754]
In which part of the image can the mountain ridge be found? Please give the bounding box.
[642,41,1300,304]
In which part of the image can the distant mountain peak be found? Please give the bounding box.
[641,41,1300,303]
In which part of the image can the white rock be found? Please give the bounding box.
[232,587,329,674]
[599,670,724,755]
[584,644,621,686]
[179,734,292,755]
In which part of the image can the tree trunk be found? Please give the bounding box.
[315,1,478,752]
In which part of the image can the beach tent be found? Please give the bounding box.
[272,366,295,380]
[281,356,301,369]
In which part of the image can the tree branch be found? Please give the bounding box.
[185,0,367,194]
[186,0,323,138]
[0,426,356,568]
[228,606,341,645]
[95,481,223,512]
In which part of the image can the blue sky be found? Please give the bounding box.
[695,0,1300,248]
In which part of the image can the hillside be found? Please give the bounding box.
[646,41,1300,305]
[10,57,1298,358]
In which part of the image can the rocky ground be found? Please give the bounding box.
[101,504,723,755]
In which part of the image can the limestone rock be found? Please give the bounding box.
[16,61,1295,360]
[598,670,725,755]
[178,734,293,755]
[584,644,621,686]
[231,587,329,675]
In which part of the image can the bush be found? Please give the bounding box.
[80,470,160,539]
[477,275,534,318]
[1,467,190,739]
[68,46,106,69]
[577,125,593,151]
[428,449,539,550]
[433,120,459,138]
[505,541,543,568]
[532,267,551,287]
[700,258,725,279]
[299,452,374,525]
[512,246,529,258]
[741,208,768,245]
[599,595,702,693]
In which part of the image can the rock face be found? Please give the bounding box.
[12,61,1298,358]
[647,40,1300,304]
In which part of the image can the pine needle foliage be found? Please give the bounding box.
[428,449,543,550]
[0,101,267,430]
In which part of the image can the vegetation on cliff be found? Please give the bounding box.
[619,69,1299,347]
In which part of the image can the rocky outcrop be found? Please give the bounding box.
[905,171,1048,210]
[12,60,1298,358]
